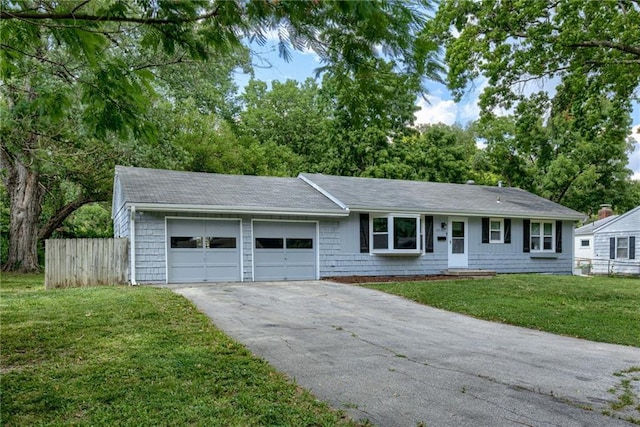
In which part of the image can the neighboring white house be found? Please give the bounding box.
[574,207,618,274]
[575,206,639,276]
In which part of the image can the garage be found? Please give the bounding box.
[253,221,317,281]
[167,219,241,283]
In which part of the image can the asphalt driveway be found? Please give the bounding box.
[169,280,640,426]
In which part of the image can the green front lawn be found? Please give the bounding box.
[1,274,359,426]
[364,274,640,347]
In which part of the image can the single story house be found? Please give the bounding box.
[112,166,585,284]
[574,205,618,273]
[575,206,639,276]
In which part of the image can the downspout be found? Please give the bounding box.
[130,205,137,285]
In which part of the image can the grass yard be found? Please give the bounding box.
[364,274,640,347]
[1,274,359,427]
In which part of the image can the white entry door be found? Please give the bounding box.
[448,217,468,268]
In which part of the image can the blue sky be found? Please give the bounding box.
[238,43,640,180]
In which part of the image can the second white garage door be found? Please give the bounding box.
[253,221,317,281]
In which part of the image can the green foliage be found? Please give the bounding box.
[1,274,359,426]
[365,124,480,183]
[1,0,442,271]
[54,204,113,239]
[473,94,638,213]
[365,274,640,347]
[435,0,640,112]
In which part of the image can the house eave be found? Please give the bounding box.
[125,202,349,217]
[348,207,584,221]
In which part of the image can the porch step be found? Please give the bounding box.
[442,269,496,278]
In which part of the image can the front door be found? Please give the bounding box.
[448,217,468,268]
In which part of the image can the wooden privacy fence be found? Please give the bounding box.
[45,238,129,289]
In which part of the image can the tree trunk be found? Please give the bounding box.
[1,148,44,272]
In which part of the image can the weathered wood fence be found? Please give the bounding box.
[45,238,129,289]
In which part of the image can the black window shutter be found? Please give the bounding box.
[360,214,370,253]
[425,216,434,253]
[630,236,636,259]
[504,218,511,244]
[523,219,530,253]
[555,220,562,253]
[609,237,616,259]
[481,218,489,243]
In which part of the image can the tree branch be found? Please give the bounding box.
[38,197,95,241]
[0,8,221,25]
[570,40,640,58]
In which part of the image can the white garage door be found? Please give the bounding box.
[167,219,241,283]
[253,221,317,281]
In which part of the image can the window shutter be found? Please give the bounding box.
[630,236,636,259]
[481,217,489,244]
[609,237,616,259]
[523,219,530,253]
[555,220,562,253]
[504,218,511,244]
[425,216,434,253]
[360,214,370,253]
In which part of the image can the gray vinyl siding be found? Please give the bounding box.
[323,214,574,277]
[127,211,577,283]
[591,208,640,275]
[111,178,129,239]
[470,218,574,274]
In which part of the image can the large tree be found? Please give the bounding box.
[433,0,640,212]
[1,0,438,271]
[434,0,640,112]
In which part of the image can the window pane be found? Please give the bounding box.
[171,237,202,248]
[617,238,628,258]
[394,217,417,249]
[373,233,388,250]
[531,223,540,236]
[543,223,553,236]
[452,238,464,254]
[208,237,236,249]
[286,238,313,249]
[581,240,590,247]
[543,237,552,250]
[491,231,501,241]
[490,221,501,231]
[531,237,540,250]
[452,221,464,238]
[255,238,284,249]
[373,217,388,233]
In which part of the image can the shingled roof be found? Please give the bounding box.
[299,173,584,220]
[114,166,347,215]
[114,166,584,220]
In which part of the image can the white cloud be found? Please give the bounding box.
[414,96,457,126]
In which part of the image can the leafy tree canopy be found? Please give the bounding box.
[434,0,640,112]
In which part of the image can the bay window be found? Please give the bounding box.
[371,214,420,254]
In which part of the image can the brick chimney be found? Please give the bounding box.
[597,204,613,219]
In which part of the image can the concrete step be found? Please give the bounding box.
[442,269,496,277]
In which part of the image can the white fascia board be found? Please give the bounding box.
[297,174,350,211]
[349,207,584,221]
[126,203,349,217]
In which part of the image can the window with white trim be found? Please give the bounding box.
[371,215,420,254]
[490,218,504,243]
[531,221,554,252]
[616,237,629,259]
[580,239,590,247]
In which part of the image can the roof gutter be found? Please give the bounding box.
[349,207,585,221]
[126,203,350,217]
